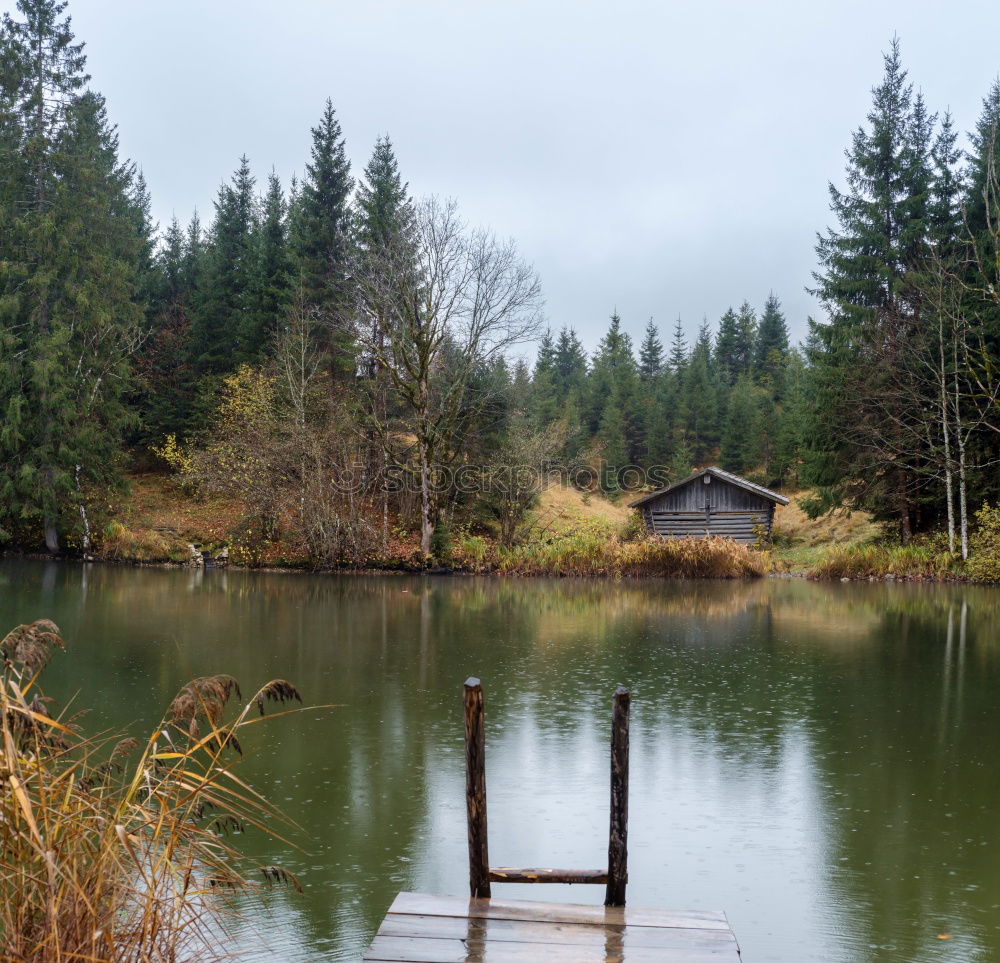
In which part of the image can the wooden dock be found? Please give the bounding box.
[363,891,741,961]
[364,679,741,960]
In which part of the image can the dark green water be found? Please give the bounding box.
[1,560,998,962]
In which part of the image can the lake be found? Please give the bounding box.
[1,559,997,962]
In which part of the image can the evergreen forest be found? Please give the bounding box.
[4,1,1000,573]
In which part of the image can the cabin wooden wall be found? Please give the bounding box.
[640,478,774,543]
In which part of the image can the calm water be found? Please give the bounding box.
[1,560,998,962]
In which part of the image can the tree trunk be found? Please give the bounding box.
[957,436,969,561]
[44,519,59,554]
[952,337,969,560]
[898,473,912,545]
[938,314,955,554]
[419,439,434,556]
[75,465,91,555]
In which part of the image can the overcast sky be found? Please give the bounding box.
[62,0,1000,355]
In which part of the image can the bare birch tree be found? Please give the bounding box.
[353,196,544,554]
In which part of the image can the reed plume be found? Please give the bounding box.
[0,619,308,962]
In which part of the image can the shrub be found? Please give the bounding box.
[0,619,305,961]
[968,503,1000,582]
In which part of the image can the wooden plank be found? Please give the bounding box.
[363,934,737,962]
[489,867,608,884]
[376,913,739,949]
[386,892,732,931]
[464,678,490,899]
[605,686,629,907]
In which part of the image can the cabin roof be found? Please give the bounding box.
[627,466,790,508]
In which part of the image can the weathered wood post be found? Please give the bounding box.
[605,685,630,907]
[464,677,491,899]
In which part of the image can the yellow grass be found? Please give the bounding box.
[529,484,631,536]
[0,619,307,961]
[772,489,880,546]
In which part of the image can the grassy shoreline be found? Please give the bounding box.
[4,475,994,583]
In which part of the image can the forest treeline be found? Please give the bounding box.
[3,1,1000,567]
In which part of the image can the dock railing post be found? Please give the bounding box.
[464,677,491,898]
[605,685,630,907]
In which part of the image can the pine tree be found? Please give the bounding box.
[753,293,789,391]
[295,99,354,376]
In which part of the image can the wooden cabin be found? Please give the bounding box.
[629,466,789,543]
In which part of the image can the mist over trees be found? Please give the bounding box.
[3,4,1000,562]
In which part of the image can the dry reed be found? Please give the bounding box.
[808,542,957,579]
[0,619,306,962]
[455,526,769,578]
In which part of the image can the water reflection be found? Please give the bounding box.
[0,561,997,961]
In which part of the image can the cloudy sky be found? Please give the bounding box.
[65,0,1000,353]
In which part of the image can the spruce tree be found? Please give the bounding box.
[355,135,416,384]
[668,437,694,480]
[720,374,758,473]
[193,156,257,374]
[713,308,739,385]
[753,293,789,391]
[356,135,414,252]
[553,326,588,401]
[682,321,719,462]
[243,170,291,360]
[586,313,636,426]
[963,82,1000,349]
[0,47,144,553]
[586,313,640,461]
[183,210,204,292]
[529,330,560,427]
[638,318,664,380]
[295,99,354,376]
[599,388,629,493]
[809,38,935,537]
[134,216,197,441]
[774,348,809,484]
[668,316,687,373]
[642,378,673,471]
[928,110,964,249]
